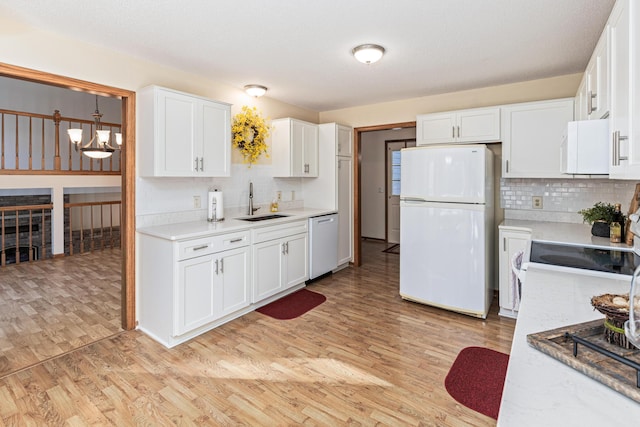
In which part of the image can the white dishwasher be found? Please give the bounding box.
[308,213,339,280]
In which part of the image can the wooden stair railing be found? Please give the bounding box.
[1,108,122,174]
[0,203,52,267]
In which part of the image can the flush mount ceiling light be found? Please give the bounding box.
[67,95,122,159]
[352,44,385,64]
[244,84,268,97]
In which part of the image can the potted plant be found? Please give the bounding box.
[578,202,622,237]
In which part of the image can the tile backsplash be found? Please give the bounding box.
[501,178,638,223]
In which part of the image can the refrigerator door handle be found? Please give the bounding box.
[400,197,427,203]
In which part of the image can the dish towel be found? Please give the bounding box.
[510,250,524,309]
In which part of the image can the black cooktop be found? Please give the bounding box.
[530,241,639,276]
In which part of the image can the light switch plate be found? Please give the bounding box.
[193,195,201,209]
[532,196,543,209]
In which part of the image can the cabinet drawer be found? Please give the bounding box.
[176,230,250,260]
[252,220,308,244]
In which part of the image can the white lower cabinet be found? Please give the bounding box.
[252,220,309,303]
[175,246,250,335]
[139,230,251,348]
[498,227,531,318]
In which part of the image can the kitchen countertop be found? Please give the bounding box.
[137,208,336,241]
[499,219,632,250]
[497,265,640,426]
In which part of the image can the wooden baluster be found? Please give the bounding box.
[15,115,18,170]
[53,110,61,171]
[1,211,5,267]
[1,112,4,170]
[42,208,46,260]
[28,210,32,261]
[68,120,73,172]
[90,205,94,252]
[28,117,33,170]
[109,203,114,249]
[15,210,19,264]
[41,118,45,170]
[79,207,84,254]
[68,206,73,256]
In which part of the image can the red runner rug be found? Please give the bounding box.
[256,289,326,320]
[444,346,510,420]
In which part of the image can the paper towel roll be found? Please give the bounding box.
[208,190,224,222]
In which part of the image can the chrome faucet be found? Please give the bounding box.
[248,181,260,215]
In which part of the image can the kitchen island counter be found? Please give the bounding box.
[498,265,640,425]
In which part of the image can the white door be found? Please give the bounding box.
[284,233,308,289]
[201,100,231,176]
[386,140,415,244]
[401,145,488,203]
[175,254,216,335]
[158,90,197,176]
[219,246,250,316]
[399,201,488,317]
[416,112,456,145]
[252,239,284,302]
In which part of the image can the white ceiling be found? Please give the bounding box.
[1,0,615,112]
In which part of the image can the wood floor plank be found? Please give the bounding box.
[0,249,122,378]
[0,240,515,425]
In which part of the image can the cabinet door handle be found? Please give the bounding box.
[304,163,310,174]
[230,238,243,243]
[588,90,597,115]
[503,237,506,252]
[282,243,286,255]
[457,126,460,138]
[215,259,219,275]
[286,242,289,254]
[505,160,509,173]
[194,157,199,171]
[612,131,629,165]
[338,143,341,153]
[220,258,224,274]
[200,157,204,171]
[452,126,455,138]
[193,245,208,251]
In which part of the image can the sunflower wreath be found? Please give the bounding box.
[232,106,271,165]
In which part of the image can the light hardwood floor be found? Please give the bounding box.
[0,249,122,379]
[0,241,514,426]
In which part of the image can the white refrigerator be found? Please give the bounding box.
[399,144,494,318]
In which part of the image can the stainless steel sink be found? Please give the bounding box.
[236,214,289,222]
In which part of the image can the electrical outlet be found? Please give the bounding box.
[532,196,543,209]
[193,195,201,209]
[277,191,282,201]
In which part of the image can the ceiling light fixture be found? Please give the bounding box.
[67,95,121,159]
[244,84,268,97]
[352,44,385,64]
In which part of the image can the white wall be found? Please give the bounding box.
[360,128,416,239]
[0,15,319,229]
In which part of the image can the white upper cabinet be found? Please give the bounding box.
[336,124,353,156]
[576,26,610,121]
[501,98,574,178]
[272,118,319,177]
[416,107,500,145]
[585,29,610,120]
[609,0,640,179]
[138,85,231,177]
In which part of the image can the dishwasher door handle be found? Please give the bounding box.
[317,218,334,224]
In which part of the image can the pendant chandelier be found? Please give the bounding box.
[67,95,122,159]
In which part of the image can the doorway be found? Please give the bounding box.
[354,123,416,265]
[386,139,416,244]
[0,62,136,329]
